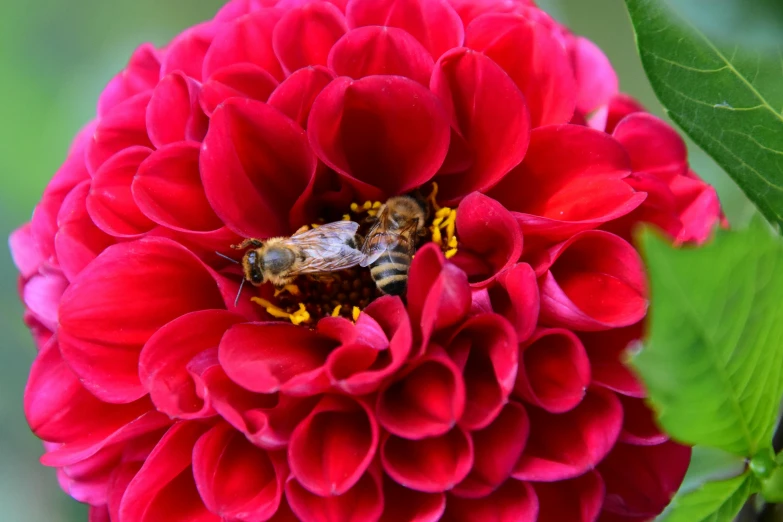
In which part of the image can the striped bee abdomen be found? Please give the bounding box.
[369,242,411,296]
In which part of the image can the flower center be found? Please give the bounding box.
[250,183,458,326]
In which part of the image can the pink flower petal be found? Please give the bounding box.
[193,422,285,520]
[431,48,529,201]
[273,1,347,75]
[382,427,473,493]
[201,98,316,238]
[97,44,160,118]
[380,477,446,522]
[199,63,279,117]
[617,395,668,446]
[570,36,618,116]
[286,469,383,522]
[160,22,216,81]
[58,237,226,403]
[580,324,646,398]
[268,65,336,128]
[444,479,538,522]
[515,328,591,413]
[346,0,464,59]
[146,72,208,147]
[23,271,68,332]
[490,263,539,342]
[535,471,604,522]
[308,75,450,200]
[288,395,378,496]
[328,26,434,86]
[9,223,44,279]
[87,92,153,175]
[613,113,687,181]
[513,388,623,481]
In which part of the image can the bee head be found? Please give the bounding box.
[242,249,265,285]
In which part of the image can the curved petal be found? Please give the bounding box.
[605,94,645,134]
[273,1,347,75]
[451,193,522,287]
[58,237,226,403]
[97,43,160,118]
[133,142,224,233]
[570,36,618,116]
[431,48,529,201]
[286,470,383,522]
[534,470,604,522]
[598,441,691,520]
[201,97,316,238]
[465,12,576,127]
[193,422,285,520]
[534,231,648,331]
[268,65,336,128]
[328,26,434,86]
[346,0,464,59]
[489,125,644,244]
[617,395,668,446]
[580,324,645,398]
[202,9,284,81]
[515,328,591,413]
[10,223,44,279]
[55,180,114,281]
[452,401,529,498]
[23,271,68,332]
[200,63,279,117]
[612,113,688,181]
[443,479,538,522]
[289,395,378,496]
[308,75,450,199]
[490,263,539,342]
[146,72,208,148]
[377,344,465,439]
[87,92,153,175]
[160,22,216,81]
[87,146,155,238]
[219,322,335,396]
[119,422,218,522]
[513,388,623,482]
[139,310,244,419]
[382,427,473,493]
[380,477,445,522]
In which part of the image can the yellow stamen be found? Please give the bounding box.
[363,201,373,210]
[448,236,458,248]
[431,224,443,246]
[294,224,309,234]
[342,214,351,221]
[372,201,382,209]
[427,182,442,212]
[310,223,321,228]
[350,200,383,216]
[350,202,360,212]
[274,284,301,297]
[445,248,458,259]
[290,303,311,325]
[352,306,361,321]
[331,305,342,317]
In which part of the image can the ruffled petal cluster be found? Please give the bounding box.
[11,0,723,521]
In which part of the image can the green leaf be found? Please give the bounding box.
[656,472,758,522]
[680,447,747,494]
[632,217,783,456]
[624,0,783,230]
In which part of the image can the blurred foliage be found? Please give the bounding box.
[0,0,750,520]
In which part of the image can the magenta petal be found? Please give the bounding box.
[598,441,691,519]
[571,37,618,116]
[286,470,383,522]
[580,324,645,398]
[23,272,68,332]
[139,310,244,419]
[58,237,226,403]
[513,388,623,482]
[613,113,687,180]
[146,72,207,147]
[288,395,378,496]
[133,142,224,233]
[452,401,529,498]
[97,44,160,118]
[490,263,539,342]
[193,422,284,520]
[346,0,464,59]
[87,92,153,175]
[268,65,336,128]
[381,477,446,522]
[202,9,284,81]
[617,395,668,446]
[382,427,473,493]
[201,98,316,238]
[219,322,334,396]
[273,1,347,75]
[87,146,155,238]
[308,75,450,199]
[535,471,604,522]
[160,22,216,81]
[199,63,279,117]
[10,223,44,279]
[377,345,465,439]
[515,328,591,413]
[328,26,434,86]
[448,313,518,430]
[444,480,538,522]
[431,48,529,201]
[535,231,648,331]
[453,192,522,287]
[119,422,218,522]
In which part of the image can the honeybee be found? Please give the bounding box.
[360,195,428,296]
[233,221,364,289]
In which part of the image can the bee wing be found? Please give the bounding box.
[285,221,363,274]
[359,210,401,267]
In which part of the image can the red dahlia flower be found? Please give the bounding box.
[10,0,723,520]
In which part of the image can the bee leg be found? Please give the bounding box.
[231,238,263,250]
[293,225,310,235]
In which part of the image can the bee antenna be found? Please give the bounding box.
[234,278,246,308]
[216,251,240,264]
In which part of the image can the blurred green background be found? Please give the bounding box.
[0,0,750,520]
